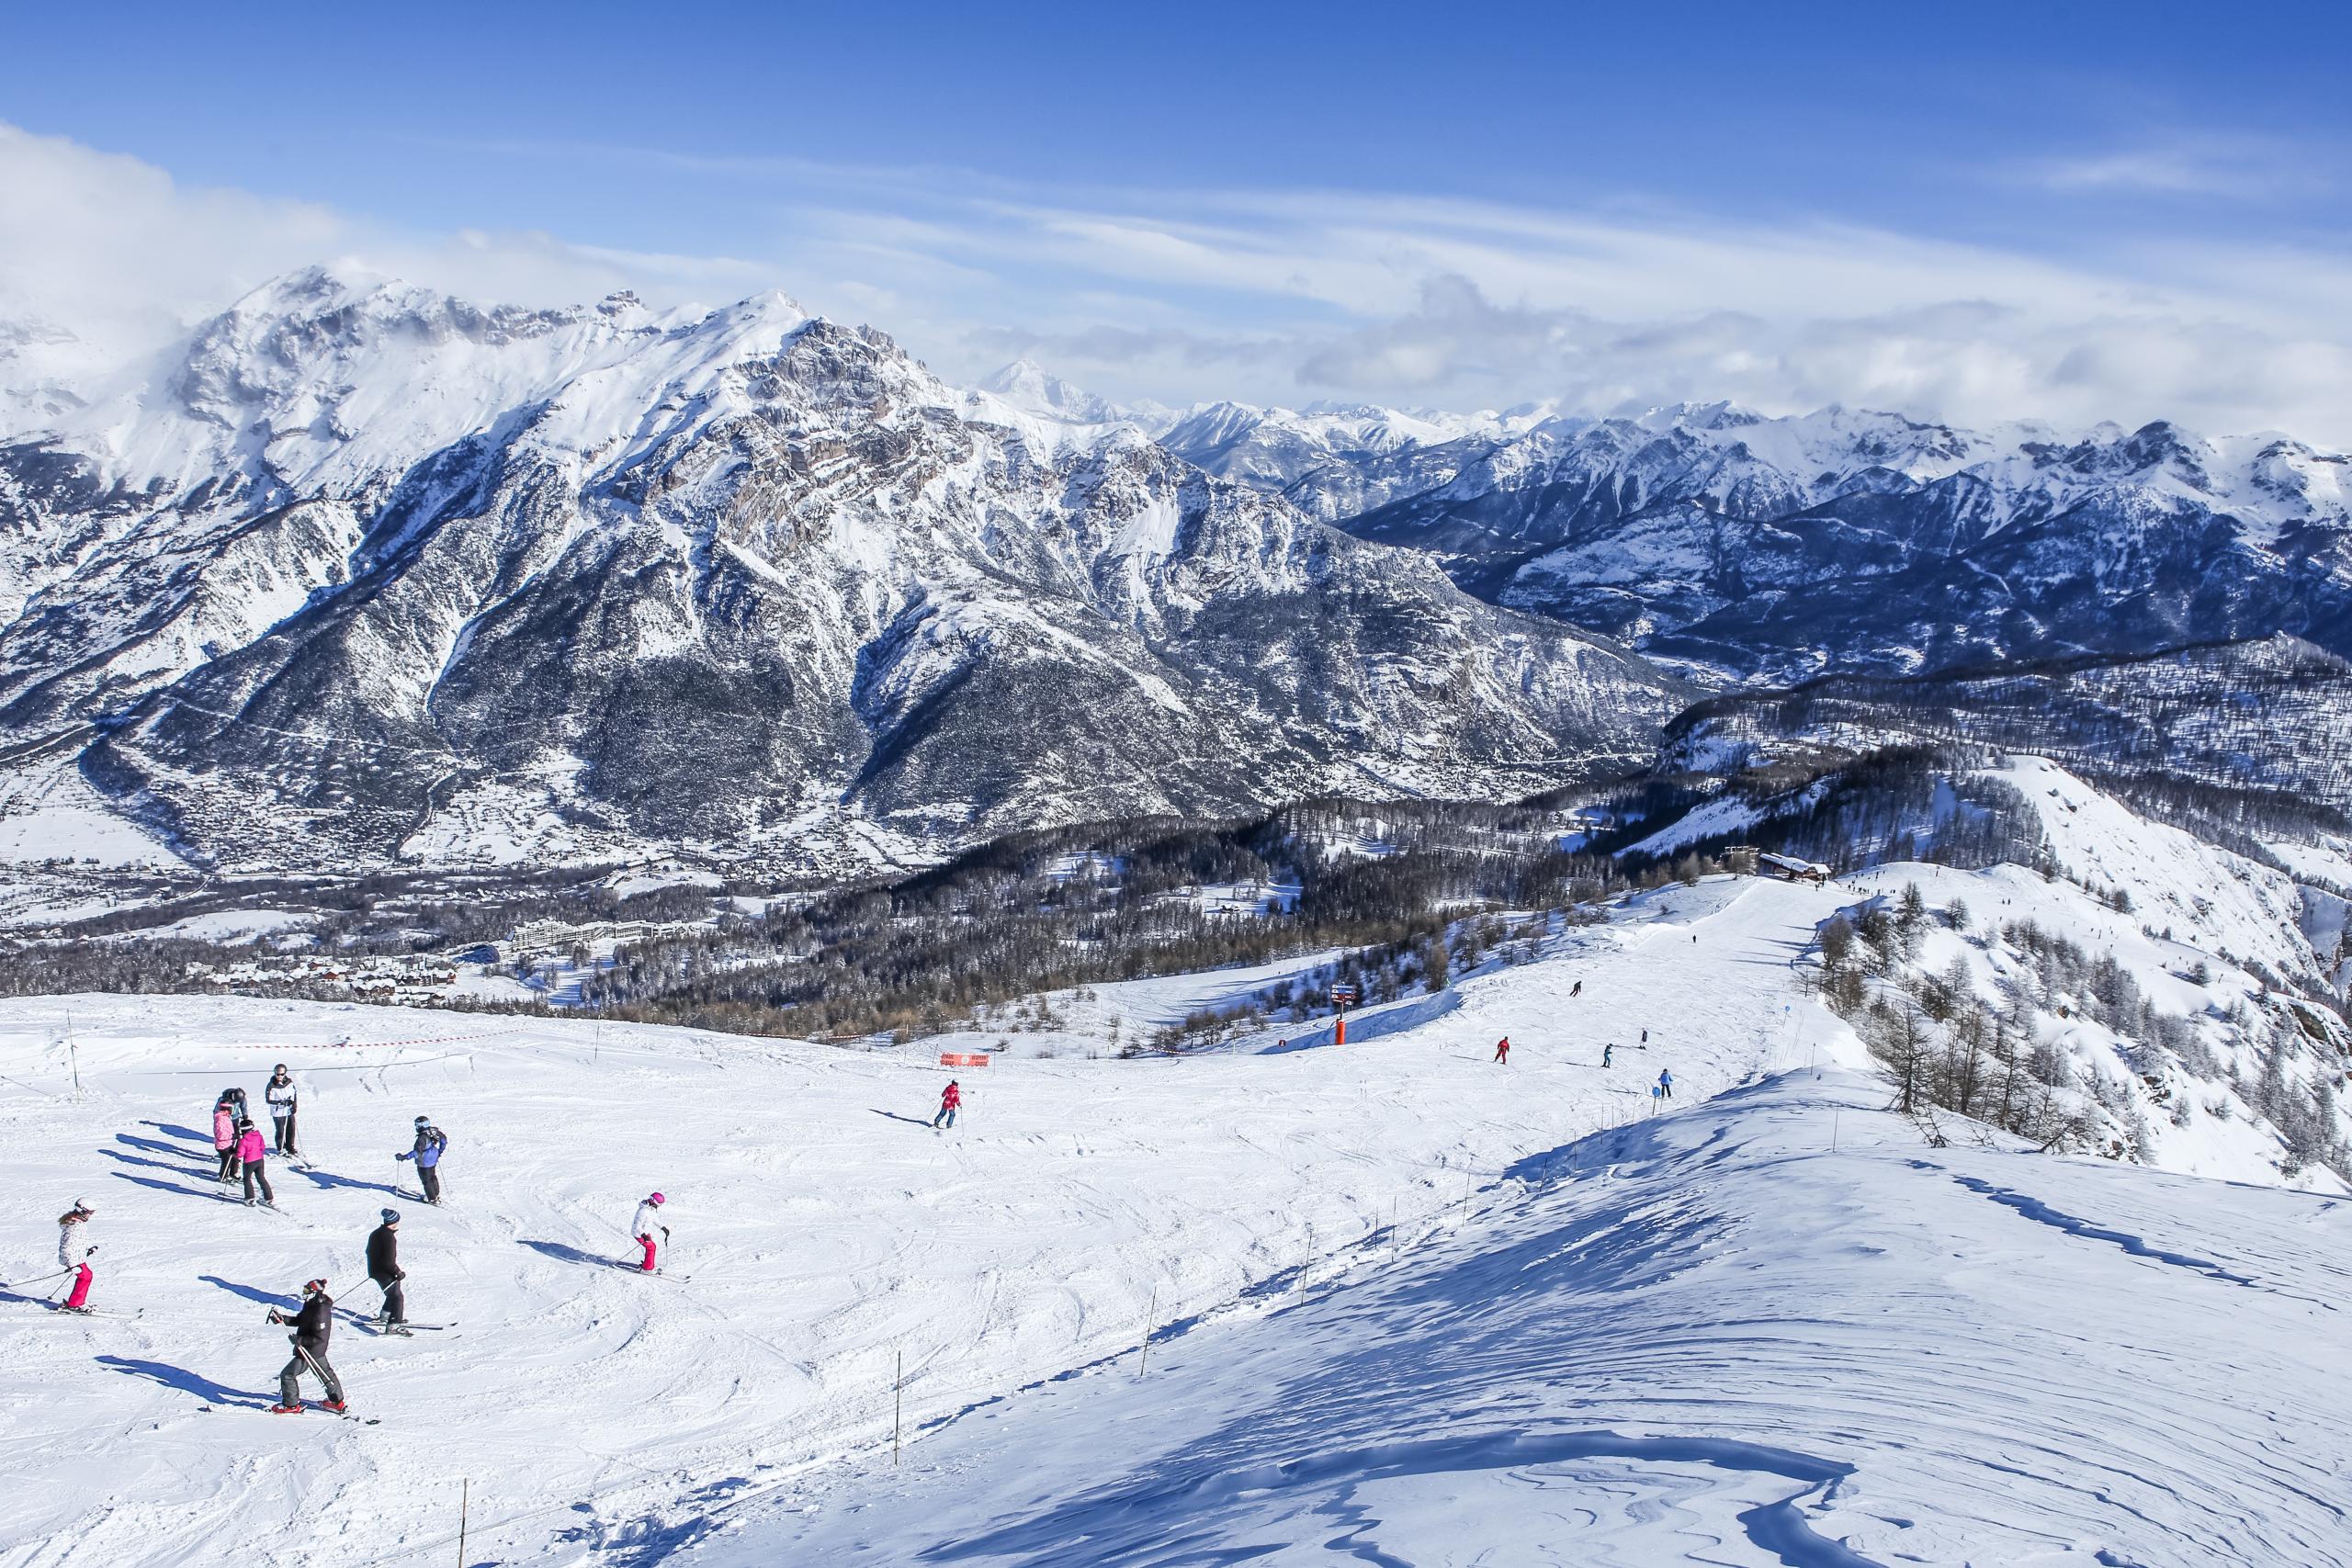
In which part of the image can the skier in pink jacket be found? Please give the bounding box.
[213,1101,240,1184]
[234,1119,277,1208]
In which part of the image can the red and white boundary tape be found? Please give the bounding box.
[229,1029,521,1052]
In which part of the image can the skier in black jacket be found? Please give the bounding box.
[266,1278,346,1415]
[367,1209,410,1334]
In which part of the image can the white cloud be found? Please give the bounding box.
[2009,134,2330,200]
[5,120,2349,448]
[0,123,762,363]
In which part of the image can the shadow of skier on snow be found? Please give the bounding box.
[199,1274,296,1311]
[0,1283,68,1311]
[869,1110,937,1129]
[103,1145,215,1183]
[96,1355,272,1409]
[106,1170,220,1204]
[118,1131,209,1164]
[291,1166,405,1198]
[518,1239,638,1271]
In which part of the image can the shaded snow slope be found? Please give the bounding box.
[705,1068,2352,1568]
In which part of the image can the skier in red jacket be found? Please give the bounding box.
[932,1080,962,1131]
[1493,1037,1510,1064]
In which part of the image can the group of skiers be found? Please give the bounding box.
[52,1032,1685,1417]
[41,1066,689,1416]
[208,1065,308,1207]
[1489,1031,1675,1101]
[257,1207,406,1415]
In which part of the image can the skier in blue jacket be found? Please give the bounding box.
[1657,1067,1673,1100]
[396,1116,449,1205]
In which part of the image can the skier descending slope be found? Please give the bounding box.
[396,1116,448,1204]
[1493,1037,1511,1065]
[1658,1067,1674,1100]
[932,1080,962,1131]
[367,1210,409,1335]
[234,1118,277,1208]
[266,1280,346,1415]
[630,1193,668,1273]
[55,1201,96,1314]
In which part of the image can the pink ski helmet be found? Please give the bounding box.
[649,1192,665,1205]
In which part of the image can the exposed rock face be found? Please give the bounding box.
[0,270,1686,872]
[1175,400,2352,683]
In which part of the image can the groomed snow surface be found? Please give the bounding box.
[2,879,2345,1567]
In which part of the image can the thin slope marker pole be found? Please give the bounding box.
[1136,1287,1156,1377]
[1297,1224,1312,1297]
[894,1349,903,1467]
[66,1010,81,1099]
[457,1478,468,1568]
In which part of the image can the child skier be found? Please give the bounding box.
[367,1210,409,1334]
[56,1200,96,1314]
[932,1079,962,1130]
[1493,1037,1510,1064]
[396,1116,448,1204]
[235,1118,277,1208]
[266,1279,346,1415]
[266,1065,300,1156]
[630,1192,668,1273]
[212,1097,240,1183]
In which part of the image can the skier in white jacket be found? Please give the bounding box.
[629,1192,667,1274]
[56,1200,96,1313]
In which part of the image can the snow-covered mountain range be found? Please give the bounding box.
[6,269,2349,874]
[0,270,1680,873]
[1159,395,2352,683]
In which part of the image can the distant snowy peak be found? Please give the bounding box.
[978,358,1135,426]
[40,265,827,501]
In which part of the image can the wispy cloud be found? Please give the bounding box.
[2007,133,2331,200]
[5,120,2350,446]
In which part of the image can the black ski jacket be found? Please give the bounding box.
[366,1224,401,1283]
[288,1294,333,1352]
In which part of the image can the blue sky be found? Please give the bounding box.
[3,0,2347,437]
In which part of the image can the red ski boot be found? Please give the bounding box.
[269,1403,303,1415]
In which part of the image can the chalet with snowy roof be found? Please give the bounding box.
[1756,852,1832,885]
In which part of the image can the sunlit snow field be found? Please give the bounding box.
[1,878,2344,1567]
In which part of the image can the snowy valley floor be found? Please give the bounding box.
[0,878,2345,1566]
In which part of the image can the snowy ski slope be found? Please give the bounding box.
[0,876,2345,1566]
[710,1070,2352,1567]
